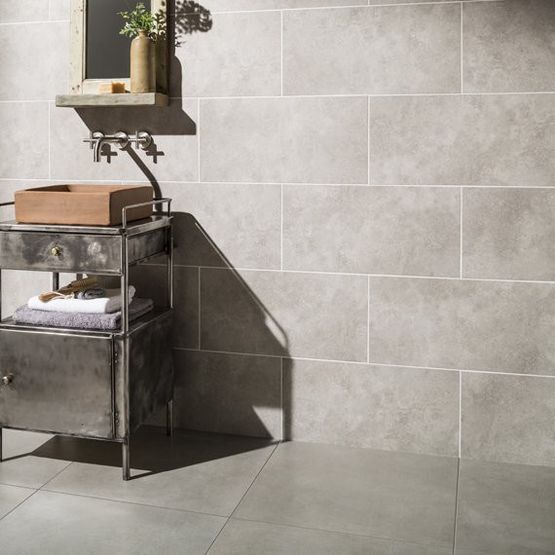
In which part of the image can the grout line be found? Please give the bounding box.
[38,488,231,520]
[204,518,231,554]
[168,264,555,286]
[459,186,463,278]
[280,11,284,97]
[458,371,462,458]
[197,98,201,182]
[367,275,370,363]
[0,19,68,26]
[367,96,371,185]
[39,461,74,490]
[452,458,462,555]
[280,184,284,270]
[460,1,464,94]
[0,489,40,523]
[198,267,202,349]
[47,102,51,180]
[229,442,280,520]
[173,347,555,379]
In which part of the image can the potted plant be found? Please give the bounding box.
[119,2,165,93]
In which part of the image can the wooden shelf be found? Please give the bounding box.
[55,92,169,108]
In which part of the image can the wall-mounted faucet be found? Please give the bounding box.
[83,131,153,162]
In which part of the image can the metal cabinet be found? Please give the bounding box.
[0,199,174,480]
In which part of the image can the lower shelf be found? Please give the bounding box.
[55,92,169,108]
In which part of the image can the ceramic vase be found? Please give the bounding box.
[130,30,156,93]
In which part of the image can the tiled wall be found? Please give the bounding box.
[1,0,554,467]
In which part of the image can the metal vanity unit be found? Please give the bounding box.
[0,199,174,480]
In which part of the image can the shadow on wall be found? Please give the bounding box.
[64,2,293,450]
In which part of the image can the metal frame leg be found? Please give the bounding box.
[166,399,173,437]
[122,439,130,481]
[0,428,3,462]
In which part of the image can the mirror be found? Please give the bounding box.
[86,0,152,79]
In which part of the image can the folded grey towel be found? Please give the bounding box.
[77,287,106,300]
[13,298,154,331]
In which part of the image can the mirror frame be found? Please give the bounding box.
[69,0,168,95]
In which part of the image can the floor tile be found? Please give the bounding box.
[42,427,276,517]
[0,429,71,489]
[455,459,555,555]
[234,442,458,549]
[209,519,452,554]
[0,484,34,519]
[0,490,225,555]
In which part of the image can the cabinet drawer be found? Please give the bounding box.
[0,232,121,273]
[0,329,114,438]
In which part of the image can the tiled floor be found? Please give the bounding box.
[0,427,554,554]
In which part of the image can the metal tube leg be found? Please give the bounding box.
[0,428,3,462]
[122,439,130,481]
[166,400,173,437]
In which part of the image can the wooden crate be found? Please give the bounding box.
[14,184,154,226]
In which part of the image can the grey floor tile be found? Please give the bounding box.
[0,484,35,519]
[234,442,458,549]
[209,519,452,554]
[42,427,276,517]
[455,459,555,554]
[0,429,71,489]
[0,490,225,555]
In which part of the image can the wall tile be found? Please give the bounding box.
[463,0,555,93]
[284,4,460,95]
[131,264,199,350]
[369,277,555,374]
[370,94,555,186]
[173,350,282,438]
[0,22,68,101]
[172,11,280,97]
[201,268,368,361]
[200,97,368,184]
[284,359,459,456]
[49,0,69,20]
[50,99,198,182]
[158,182,281,269]
[0,1,49,22]
[0,102,49,179]
[1,270,51,320]
[461,373,555,466]
[456,459,555,553]
[283,185,460,276]
[463,188,555,281]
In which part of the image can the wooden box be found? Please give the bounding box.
[14,184,153,226]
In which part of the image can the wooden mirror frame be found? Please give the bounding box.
[69,0,168,95]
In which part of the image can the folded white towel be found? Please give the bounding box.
[28,287,136,314]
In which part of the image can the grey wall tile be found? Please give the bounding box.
[172,11,280,97]
[370,94,555,186]
[283,185,460,276]
[0,102,49,179]
[463,0,555,93]
[201,268,368,361]
[49,0,69,20]
[284,359,459,457]
[0,22,68,101]
[284,4,460,95]
[369,277,555,374]
[1,270,51,319]
[195,0,366,11]
[200,97,368,184]
[50,99,198,182]
[463,188,555,281]
[174,350,281,438]
[0,1,49,22]
[456,459,555,553]
[131,264,199,349]
[158,182,281,269]
[461,372,555,466]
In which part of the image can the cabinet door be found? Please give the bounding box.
[0,330,114,438]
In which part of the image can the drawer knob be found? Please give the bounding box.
[1,374,13,386]
[50,246,62,257]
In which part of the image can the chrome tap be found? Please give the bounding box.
[82,130,152,162]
